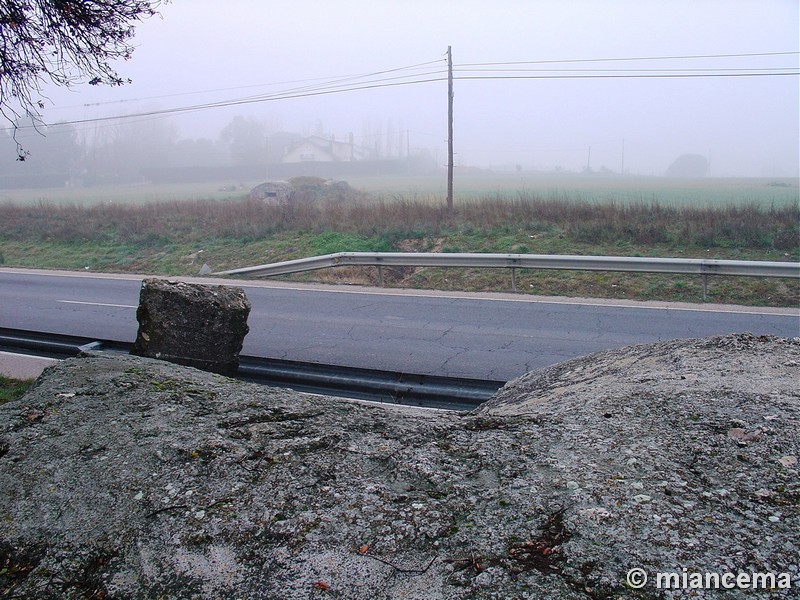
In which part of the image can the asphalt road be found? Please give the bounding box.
[1,268,798,381]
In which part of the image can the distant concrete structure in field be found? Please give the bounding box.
[249,178,359,205]
[248,180,294,203]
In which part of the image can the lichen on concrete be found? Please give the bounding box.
[0,333,798,598]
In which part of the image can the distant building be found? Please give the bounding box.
[282,135,371,164]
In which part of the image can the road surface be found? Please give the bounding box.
[1,268,797,381]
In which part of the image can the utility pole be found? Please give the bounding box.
[407,128,411,174]
[447,45,454,213]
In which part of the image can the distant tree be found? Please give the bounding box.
[42,122,82,173]
[85,118,178,182]
[172,138,226,168]
[0,0,167,159]
[220,116,267,165]
[666,154,709,178]
[7,120,80,171]
[385,119,395,158]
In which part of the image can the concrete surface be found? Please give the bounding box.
[0,351,58,379]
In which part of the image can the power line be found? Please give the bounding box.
[260,59,446,96]
[7,75,449,132]
[455,67,795,73]
[8,56,449,132]
[454,72,799,81]
[223,68,447,105]
[7,50,797,134]
[53,59,447,110]
[457,50,799,67]
[52,52,798,112]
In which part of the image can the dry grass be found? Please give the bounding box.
[1,194,797,252]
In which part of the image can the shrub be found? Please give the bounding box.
[772,227,800,252]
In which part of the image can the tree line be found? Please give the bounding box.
[0,117,301,187]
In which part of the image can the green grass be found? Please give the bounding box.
[0,376,35,404]
[308,231,393,255]
[344,174,800,208]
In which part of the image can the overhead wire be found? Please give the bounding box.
[60,58,447,109]
[457,50,799,67]
[218,68,448,106]
[254,58,446,97]
[455,67,795,73]
[454,51,798,80]
[454,72,798,81]
[6,51,798,133]
[8,60,448,132]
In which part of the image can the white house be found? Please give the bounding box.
[282,135,371,163]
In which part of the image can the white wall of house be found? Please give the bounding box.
[282,135,371,164]
[283,139,335,163]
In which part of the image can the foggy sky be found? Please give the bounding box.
[22,0,800,176]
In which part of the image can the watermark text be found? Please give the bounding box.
[626,567,793,591]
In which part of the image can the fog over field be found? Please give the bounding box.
[2,0,798,180]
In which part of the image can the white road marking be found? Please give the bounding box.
[58,300,137,309]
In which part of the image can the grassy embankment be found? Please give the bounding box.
[0,376,35,404]
[0,188,798,306]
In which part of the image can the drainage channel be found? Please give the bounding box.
[0,327,503,411]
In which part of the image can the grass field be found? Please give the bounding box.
[1,174,798,208]
[0,175,798,306]
[354,173,800,208]
[0,180,248,206]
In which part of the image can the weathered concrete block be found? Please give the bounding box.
[131,278,251,375]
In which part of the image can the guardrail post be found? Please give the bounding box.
[511,267,517,292]
[702,274,708,302]
[377,265,384,287]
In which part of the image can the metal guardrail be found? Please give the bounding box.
[215,252,800,300]
[0,328,501,410]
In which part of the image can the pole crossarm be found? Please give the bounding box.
[214,252,800,280]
